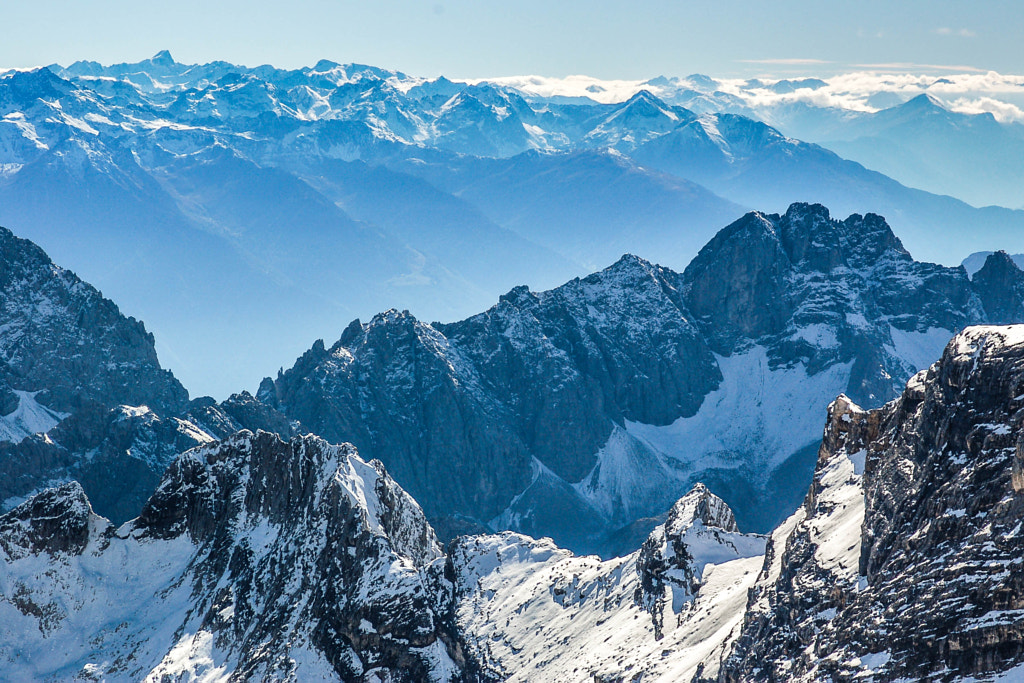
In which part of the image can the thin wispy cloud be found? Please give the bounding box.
[738,59,832,65]
[935,27,977,37]
[851,62,987,73]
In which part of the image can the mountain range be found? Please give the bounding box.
[5,324,1024,681]
[4,202,1024,559]
[2,54,1024,397]
[3,53,1024,680]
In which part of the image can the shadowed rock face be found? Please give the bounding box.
[720,325,1024,682]
[682,211,794,344]
[263,203,1024,554]
[972,250,1024,324]
[268,255,721,534]
[681,202,983,403]
[0,224,202,520]
[0,223,311,524]
[0,481,93,557]
[0,224,188,415]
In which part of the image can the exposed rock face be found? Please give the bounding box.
[0,224,187,416]
[268,309,537,534]
[269,255,721,550]
[0,480,93,556]
[0,397,216,521]
[265,203,1024,554]
[185,390,299,440]
[972,251,1024,324]
[0,224,211,522]
[633,483,760,640]
[0,430,466,682]
[681,203,982,403]
[720,325,1024,681]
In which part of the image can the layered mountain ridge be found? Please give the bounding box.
[2,201,1021,555]
[7,324,1024,680]
[260,202,1023,553]
[2,55,1023,396]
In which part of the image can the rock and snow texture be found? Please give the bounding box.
[0,223,187,417]
[0,224,208,522]
[448,484,767,682]
[0,225,306,524]
[265,203,1024,553]
[721,325,1024,681]
[0,430,464,682]
[9,328,1024,681]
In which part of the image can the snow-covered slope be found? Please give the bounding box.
[0,430,461,682]
[449,484,765,682]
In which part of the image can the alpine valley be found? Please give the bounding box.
[3,53,1024,682]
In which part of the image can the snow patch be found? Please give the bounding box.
[0,390,67,443]
[626,346,853,474]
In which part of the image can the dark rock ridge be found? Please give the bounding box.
[971,250,1024,324]
[0,223,201,520]
[2,205,1022,553]
[0,224,187,416]
[720,325,1024,681]
[683,203,982,402]
[261,203,1024,553]
[0,430,469,681]
[0,224,303,523]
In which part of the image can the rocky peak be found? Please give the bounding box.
[664,482,739,534]
[618,89,674,117]
[682,210,793,345]
[839,211,909,268]
[777,202,844,272]
[0,431,465,681]
[971,250,1024,324]
[149,49,175,66]
[0,481,98,557]
[0,224,188,417]
[634,484,765,638]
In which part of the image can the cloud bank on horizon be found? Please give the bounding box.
[474,69,1024,123]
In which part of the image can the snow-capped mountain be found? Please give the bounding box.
[2,54,1024,397]
[448,484,767,681]
[0,431,462,682]
[7,325,1024,680]
[721,326,1024,681]
[259,203,1024,555]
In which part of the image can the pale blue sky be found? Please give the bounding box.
[1,0,1021,78]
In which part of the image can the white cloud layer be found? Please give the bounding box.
[472,69,1024,119]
